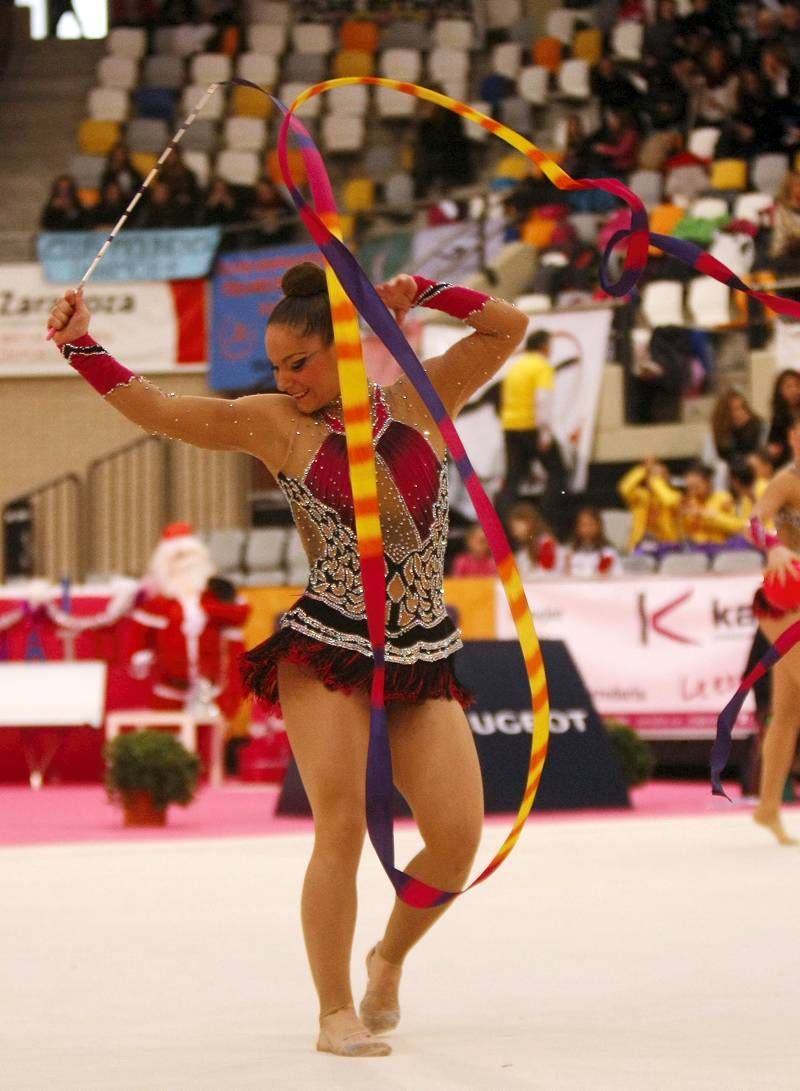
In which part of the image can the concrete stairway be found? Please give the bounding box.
[0,36,106,257]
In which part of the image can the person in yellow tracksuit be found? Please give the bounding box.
[617,456,681,551]
[677,462,747,545]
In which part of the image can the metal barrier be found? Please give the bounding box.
[2,473,84,582]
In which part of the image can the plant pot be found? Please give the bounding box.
[121,789,167,828]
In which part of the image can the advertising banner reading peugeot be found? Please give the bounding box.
[495,573,762,738]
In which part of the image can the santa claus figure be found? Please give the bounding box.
[130,523,250,720]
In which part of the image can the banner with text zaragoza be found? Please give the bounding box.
[210,243,323,391]
[0,262,204,374]
[495,572,762,739]
[37,226,221,283]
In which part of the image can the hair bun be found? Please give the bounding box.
[282,262,327,298]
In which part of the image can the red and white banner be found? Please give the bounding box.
[0,263,206,376]
[495,573,763,738]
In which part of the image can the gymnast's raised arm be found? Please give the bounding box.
[376,274,529,417]
[47,290,293,473]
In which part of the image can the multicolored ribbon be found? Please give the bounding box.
[267,76,800,898]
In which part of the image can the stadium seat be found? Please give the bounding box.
[207,529,245,575]
[279,82,321,118]
[517,66,549,106]
[342,177,375,212]
[130,151,157,177]
[224,116,268,152]
[379,47,423,82]
[572,27,603,65]
[621,553,657,574]
[191,52,232,85]
[182,150,210,187]
[557,58,591,99]
[363,143,398,177]
[97,55,138,91]
[491,42,522,79]
[251,0,291,24]
[333,48,374,79]
[486,0,522,29]
[216,150,260,187]
[172,24,215,57]
[659,552,709,575]
[321,115,365,154]
[433,18,474,50]
[628,169,663,209]
[326,82,369,117]
[134,87,176,124]
[532,36,563,73]
[546,8,586,44]
[181,118,219,153]
[568,212,602,243]
[612,20,644,61]
[600,509,633,554]
[235,52,278,88]
[440,76,469,102]
[687,126,721,161]
[87,87,128,122]
[712,550,762,574]
[665,163,709,201]
[687,278,731,328]
[77,119,121,156]
[463,100,491,142]
[428,47,469,85]
[508,16,535,46]
[751,153,790,197]
[733,191,774,225]
[384,170,414,211]
[514,293,552,313]
[142,55,184,90]
[230,84,271,119]
[283,51,328,84]
[499,96,531,133]
[244,527,288,577]
[153,27,175,54]
[126,118,169,155]
[479,72,514,107]
[287,559,311,586]
[341,18,380,52]
[291,22,334,53]
[248,23,288,55]
[69,154,105,188]
[494,153,529,183]
[710,159,747,192]
[375,84,416,120]
[181,84,225,120]
[688,195,729,220]
[641,280,684,327]
[380,21,428,49]
[267,146,306,186]
[107,27,147,60]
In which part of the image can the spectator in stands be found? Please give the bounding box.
[40,174,89,231]
[780,1,800,70]
[450,524,496,578]
[507,501,562,578]
[590,56,641,113]
[728,456,759,521]
[678,461,745,547]
[158,148,199,222]
[617,455,680,553]
[495,330,568,537]
[637,56,689,146]
[692,44,739,129]
[199,177,242,227]
[412,91,474,199]
[93,179,130,230]
[643,0,684,64]
[589,107,642,175]
[760,41,800,109]
[709,388,766,468]
[564,506,621,577]
[561,113,594,179]
[767,367,800,465]
[245,177,297,246]
[715,66,783,159]
[137,179,189,228]
[770,171,800,274]
[749,447,775,499]
[100,142,143,201]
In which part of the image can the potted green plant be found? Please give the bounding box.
[105,730,201,827]
[604,719,656,789]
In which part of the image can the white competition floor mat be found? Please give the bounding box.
[2,812,799,1090]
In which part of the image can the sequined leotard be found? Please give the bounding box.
[241,382,471,708]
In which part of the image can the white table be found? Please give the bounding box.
[105,710,225,787]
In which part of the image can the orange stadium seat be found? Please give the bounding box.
[267,146,307,187]
[333,49,374,79]
[532,36,562,73]
[340,18,380,53]
[77,119,121,155]
[231,83,272,118]
[78,187,100,208]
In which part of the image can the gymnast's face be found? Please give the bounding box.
[266,323,339,414]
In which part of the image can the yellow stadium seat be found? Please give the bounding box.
[710,158,747,191]
[232,84,272,119]
[341,18,379,52]
[267,147,307,187]
[572,27,603,65]
[495,153,529,182]
[333,49,374,79]
[78,187,100,208]
[532,36,562,73]
[130,151,157,177]
[77,119,121,156]
[338,213,356,241]
[343,177,375,213]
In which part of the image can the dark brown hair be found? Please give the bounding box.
[268,261,333,344]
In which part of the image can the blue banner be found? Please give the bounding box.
[209,242,323,392]
[37,227,222,283]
